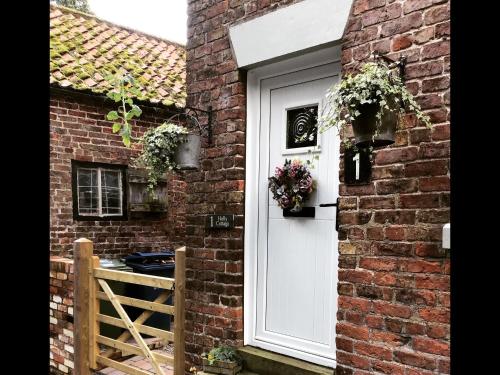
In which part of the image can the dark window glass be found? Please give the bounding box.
[286,105,318,149]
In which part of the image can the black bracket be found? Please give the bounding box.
[372,51,407,82]
[166,105,213,145]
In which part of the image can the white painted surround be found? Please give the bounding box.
[232,0,353,367]
[229,0,353,69]
[243,45,342,368]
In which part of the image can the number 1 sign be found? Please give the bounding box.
[344,147,372,185]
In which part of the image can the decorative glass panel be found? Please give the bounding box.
[286,105,318,149]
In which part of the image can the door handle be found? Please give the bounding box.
[319,198,340,232]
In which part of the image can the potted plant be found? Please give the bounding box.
[133,122,189,193]
[268,159,315,213]
[201,346,242,375]
[105,72,201,175]
[174,132,201,169]
[321,60,431,149]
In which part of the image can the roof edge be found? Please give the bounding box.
[50,84,186,112]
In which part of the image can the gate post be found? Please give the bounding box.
[174,246,186,375]
[74,238,94,375]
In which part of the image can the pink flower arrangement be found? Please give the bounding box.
[268,159,315,211]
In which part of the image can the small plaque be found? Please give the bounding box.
[206,214,235,229]
[344,148,372,185]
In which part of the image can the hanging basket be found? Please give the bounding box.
[174,133,201,169]
[351,99,399,148]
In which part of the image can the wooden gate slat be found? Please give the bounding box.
[97,291,175,315]
[97,313,174,342]
[94,268,174,289]
[97,335,174,365]
[101,290,171,359]
[98,279,165,375]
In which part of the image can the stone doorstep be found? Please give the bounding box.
[238,346,335,375]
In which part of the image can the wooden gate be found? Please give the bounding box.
[73,238,186,375]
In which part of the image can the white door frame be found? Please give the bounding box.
[244,45,341,368]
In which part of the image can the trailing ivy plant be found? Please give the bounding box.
[105,73,143,147]
[320,60,432,149]
[133,122,189,193]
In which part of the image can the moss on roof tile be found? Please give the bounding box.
[50,4,186,108]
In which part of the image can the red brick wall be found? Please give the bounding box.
[336,1,450,374]
[50,257,75,374]
[50,90,187,258]
[185,0,450,373]
[185,0,304,369]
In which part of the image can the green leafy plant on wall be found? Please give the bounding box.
[320,60,432,149]
[105,73,143,147]
[104,72,189,193]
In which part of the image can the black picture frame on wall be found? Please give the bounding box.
[71,160,128,221]
[344,147,372,185]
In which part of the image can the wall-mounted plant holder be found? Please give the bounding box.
[164,105,212,170]
[174,133,201,170]
[283,207,315,218]
[127,168,168,215]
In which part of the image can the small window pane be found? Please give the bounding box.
[286,105,318,149]
[78,187,99,215]
[78,168,97,187]
[101,170,122,216]
[77,168,99,215]
[102,170,120,188]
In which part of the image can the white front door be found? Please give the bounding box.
[248,61,341,368]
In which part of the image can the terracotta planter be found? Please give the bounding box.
[351,100,399,148]
[202,358,242,375]
[175,133,201,169]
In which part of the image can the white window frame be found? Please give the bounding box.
[76,167,123,218]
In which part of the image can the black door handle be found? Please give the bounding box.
[319,198,340,231]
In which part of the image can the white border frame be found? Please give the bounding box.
[244,45,341,368]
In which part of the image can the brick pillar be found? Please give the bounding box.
[335,0,451,374]
[184,0,246,368]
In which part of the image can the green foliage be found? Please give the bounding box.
[321,60,432,148]
[201,346,242,366]
[133,123,189,193]
[54,0,92,13]
[104,73,144,147]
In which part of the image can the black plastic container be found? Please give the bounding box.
[99,259,133,339]
[124,251,175,333]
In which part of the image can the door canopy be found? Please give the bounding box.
[228,0,354,69]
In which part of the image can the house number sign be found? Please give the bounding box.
[206,214,235,229]
[344,148,372,185]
